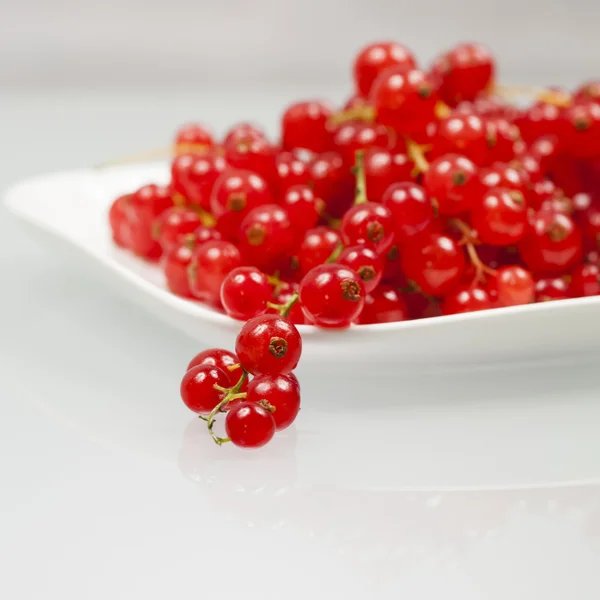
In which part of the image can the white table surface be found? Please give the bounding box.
[2,87,600,599]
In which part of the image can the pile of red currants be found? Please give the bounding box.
[108,40,600,446]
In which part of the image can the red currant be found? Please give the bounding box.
[210,169,272,218]
[529,180,561,211]
[267,287,306,325]
[300,264,365,327]
[174,123,214,153]
[564,101,600,159]
[535,277,570,302]
[235,314,302,376]
[274,151,311,196]
[187,348,245,388]
[224,135,276,183]
[442,285,493,314]
[435,111,490,165]
[495,265,534,306]
[579,205,600,250]
[486,118,521,163]
[402,233,465,296]
[281,100,334,153]
[359,284,408,324]
[189,240,242,305]
[153,206,203,252]
[223,122,266,146]
[363,147,413,203]
[279,185,324,232]
[307,151,354,217]
[529,135,561,172]
[478,162,529,197]
[515,101,569,146]
[340,202,395,254]
[294,227,341,277]
[353,41,416,97]
[164,241,195,297]
[575,81,600,103]
[331,121,391,167]
[247,374,300,431]
[370,67,438,135]
[471,188,528,246]
[109,195,132,248]
[422,154,478,216]
[570,263,600,297]
[225,402,276,448]
[180,364,228,414]
[337,245,383,293]
[382,182,434,242]
[180,151,228,210]
[220,266,272,321]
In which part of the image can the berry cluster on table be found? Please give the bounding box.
[108,40,600,447]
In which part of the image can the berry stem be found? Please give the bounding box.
[206,371,249,445]
[325,241,344,263]
[353,150,368,205]
[493,84,572,107]
[266,292,300,318]
[406,138,430,175]
[227,363,241,372]
[328,105,376,126]
[451,219,497,283]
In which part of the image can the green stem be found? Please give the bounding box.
[206,371,248,445]
[267,292,300,319]
[353,150,368,205]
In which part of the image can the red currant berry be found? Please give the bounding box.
[164,241,195,297]
[238,204,294,269]
[435,112,490,165]
[267,287,306,325]
[520,212,583,274]
[402,290,442,319]
[564,101,600,159]
[422,153,478,216]
[471,188,528,246]
[223,123,267,146]
[515,101,569,146]
[307,152,354,217]
[535,277,570,302]
[353,41,416,97]
[210,169,273,219]
[363,147,413,203]
[247,374,300,431]
[171,154,195,198]
[495,265,535,306]
[486,118,521,162]
[382,182,434,242]
[529,180,561,211]
[529,135,561,172]
[180,364,229,414]
[340,202,395,254]
[235,314,302,376]
[281,100,334,153]
[274,151,311,196]
[188,224,222,246]
[359,284,408,324]
[402,233,465,296]
[279,185,324,232]
[432,43,495,105]
[224,135,276,184]
[189,240,242,305]
[579,205,600,250]
[109,195,132,248]
[153,206,203,252]
[478,162,529,197]
[174,123,214,153]
[337,245,383,293]
[442,285,493,314]
[220,266,272,321]
[370,67,438,135]
[187,348,244,388]
[225,401,276,449]
[570,263,600,297]
[331,121,391,167]
[294,227,341,277]
[575,81,600,103]
[300,263,365,327]
[180,151,228,210]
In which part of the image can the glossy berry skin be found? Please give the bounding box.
[442,286,493,315]
[238,204,294,270]
[181,151,228,210]
[223,122,266,147]
[471,188,528,246]
[519,212,583,275]
[281,100,334,153]
[307,152,353,217]
[530,180,561,211]
[280,185,324,232]
[564,101,600,159]
[353,41,416,97]
[478,162,530,197]
[486,118,520,163]
[363,147,413,203]
[340,202,395,254]
[369,67,438,136]
[225,402,276,448]
[529,135,561,172]
[174,123,214,152]
[109,195,132,248]
[495,265,535,306]
[188,225,222,247]
[224,135,276,184]
[535,277,570,302]
[189,240,242,305]
[359,285,408,324]
[153,206,203,252]
[300,263,366,327]
[337,245,383,293]
[247,374,300,431]
[295,227,342,277]
[210,169,273,219]
[220,266,272,321]
[171,154,196,198]
[580,206,600,250]
[382,182,434,242]
[515,101,569,146]
[575,81,600,103]
[236,314,302,376]
[402,233,465,297]
[332,121,391,167]
[570,263,600,297]
[180,364,229,414]
[187,348,245,389]
[274,152,311,196]
[422,154,478,216]
[432,43,495,105]
[164,242,195,297]
[435,112,490,165]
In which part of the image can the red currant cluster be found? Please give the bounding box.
[110,40,600,327]
[181,305,301,448]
